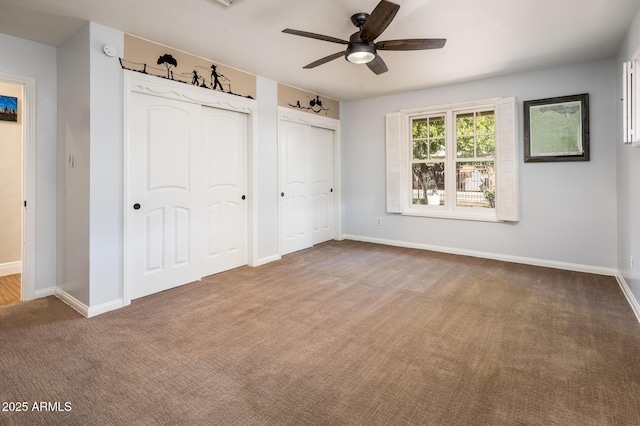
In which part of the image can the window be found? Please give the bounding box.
[386,97,518,222]
[411,115,445,206]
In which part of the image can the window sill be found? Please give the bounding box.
[402,207,499,222]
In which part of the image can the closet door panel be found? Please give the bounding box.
[201,106,248,276]
[311,127,334,245]
[280,121,312,255]
[127,92,249,300]
[128,93,203,300]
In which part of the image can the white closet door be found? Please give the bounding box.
[311,127,334,245]
[128,93,204,300]
[201,106,248,276]
[280,121,312,255]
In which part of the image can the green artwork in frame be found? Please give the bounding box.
[524,93,589,162]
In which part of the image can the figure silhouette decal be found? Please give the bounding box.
[288,95,330,115]
[119,53,254,99]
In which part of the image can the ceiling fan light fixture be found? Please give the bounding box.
[282,0,446,74]
[345,43,376,64]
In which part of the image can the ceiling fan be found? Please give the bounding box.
[282,0,446,75]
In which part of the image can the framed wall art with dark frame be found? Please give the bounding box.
[523,93,589,162]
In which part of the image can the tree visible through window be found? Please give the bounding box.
[455,110,495,208]
[410,109,496,209]
[386,97,518,222]
[412,116,445,205]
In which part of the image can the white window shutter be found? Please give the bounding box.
[386,112,402,213]
[495,97,519,222]
[623,61,634,144]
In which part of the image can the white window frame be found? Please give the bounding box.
[623,60,635,144]
[386,97,519,222]
[623,55,640,147]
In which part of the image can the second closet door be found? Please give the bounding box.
[201,106,248,277]
[311,126,334,245]
[279,121,334,256]
[280,121,312,255]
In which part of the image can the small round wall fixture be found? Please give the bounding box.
[102,44,118,57]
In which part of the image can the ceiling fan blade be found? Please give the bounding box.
[360,0,400,42]
[366,55,388,75]
[303,51,345,69]
[377,39,447,51]
[283,29,349,45]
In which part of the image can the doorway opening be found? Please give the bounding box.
[0,72,35,308]
[0,80,23,307]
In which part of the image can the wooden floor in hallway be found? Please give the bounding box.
[0,274,20,308]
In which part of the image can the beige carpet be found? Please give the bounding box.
[1,240,639,425]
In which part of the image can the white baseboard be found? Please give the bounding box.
[254,254,282,267]
[34,286,56,298]
[0,261,21,277]
[27,238,639,325]
[32,285,124,318]
[343,234,640,324]
[54,288,89,317]
[53,288,124,318]
[86,298,124,318]
[615,274,640,324]
[342,234,618,277]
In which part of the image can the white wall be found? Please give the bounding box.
[617,9,640,307]
[88,23,124,306]
[341,58,617,270]
[256,76,280,263]
[0,33,57,293]
[57,22,125,308]
[58,23,91,305]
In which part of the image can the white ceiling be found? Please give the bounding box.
[1,0,639,101]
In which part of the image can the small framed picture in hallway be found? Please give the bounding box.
[0,95,18,122]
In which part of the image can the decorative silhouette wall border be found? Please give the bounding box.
[288,95,331,115]
[122,34,257,100]
[120,56,254,99]
[277,83,339,120]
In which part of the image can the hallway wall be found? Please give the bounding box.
[0,81,22,275]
